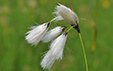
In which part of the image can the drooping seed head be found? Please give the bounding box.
[53,3,79,25]
[41,33,68,70]
[41,26,66,43]
[25,23,50,45]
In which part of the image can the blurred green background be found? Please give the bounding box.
[0,0,113,71]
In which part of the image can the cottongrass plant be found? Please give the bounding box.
[25,3,89,71]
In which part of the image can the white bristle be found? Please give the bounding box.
[41,33,67,70]
[53,3,79,25]
[41,26,65,43]
[25,23,49,45]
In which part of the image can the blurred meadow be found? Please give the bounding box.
[0,0,113,71]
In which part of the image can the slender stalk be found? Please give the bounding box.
[66,25,76,32]
[64,22,89,71]
[78,33,88,71]
[69,3,89,71]
[50,16,61,23]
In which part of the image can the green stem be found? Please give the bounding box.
[50,16,61,23]
[66,25,76,32]
[79,33,88,71]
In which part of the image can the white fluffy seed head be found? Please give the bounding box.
[53,3,79,25]
[50,33,67,59]
[25,23,49,45]
[41,33,67,70]
[41,26,66,43]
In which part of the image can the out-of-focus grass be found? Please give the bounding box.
[0,0,113,71]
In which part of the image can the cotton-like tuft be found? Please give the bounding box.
[41,26,66,43]
[41,33,67,70]
[25,23,50,45]
[53,3,79,25]
[50,33,67,59]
